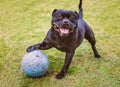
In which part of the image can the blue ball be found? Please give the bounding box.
[21,50,49,78]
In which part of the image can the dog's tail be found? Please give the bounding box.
[79,0,83,19]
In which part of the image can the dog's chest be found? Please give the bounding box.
[52,39,74,52]
[55,44,70,52]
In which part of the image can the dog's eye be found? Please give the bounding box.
[70,16,75,20]
[57,15,63,20]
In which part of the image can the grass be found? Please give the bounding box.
[0,0,120,87]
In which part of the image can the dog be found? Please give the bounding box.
[27,0,101,79]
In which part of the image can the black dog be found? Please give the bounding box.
[27,0,101,79]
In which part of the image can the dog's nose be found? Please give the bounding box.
[63,20,68,24]
[63,19,69,25]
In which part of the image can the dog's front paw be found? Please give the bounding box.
[56,73,64,79]
[95,54,101,58]
[26,46,37,52]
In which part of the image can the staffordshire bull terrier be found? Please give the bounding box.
[27,0,101,79]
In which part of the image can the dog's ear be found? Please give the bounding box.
[74,11,79,19]
[52,9,57,16]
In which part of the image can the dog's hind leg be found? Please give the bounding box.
[85,26,101,58]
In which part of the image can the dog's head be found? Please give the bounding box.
[51,9,79,37]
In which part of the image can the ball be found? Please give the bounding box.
[21,50,49,78]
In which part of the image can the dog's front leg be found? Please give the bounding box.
[27,42,52,52]
[56,51,75,79]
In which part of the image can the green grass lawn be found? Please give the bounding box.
[0,0,120,87]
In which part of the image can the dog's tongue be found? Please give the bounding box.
[60,28,69,34]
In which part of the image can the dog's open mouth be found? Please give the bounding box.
[59,27,69,35]
[57,27,72,37]
[52,24,74,37]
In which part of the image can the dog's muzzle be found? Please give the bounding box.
[52,23,74,37]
